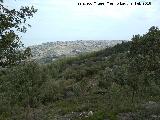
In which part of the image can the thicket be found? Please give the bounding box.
[0,26,160,119]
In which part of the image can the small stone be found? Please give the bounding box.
[88,111,93,116]
[151,115,160,118]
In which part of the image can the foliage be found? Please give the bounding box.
[0,26,160,119]
[128,26,160,94]
[0,62,47,119]
[7,62,44,106]
[0,1,37,67]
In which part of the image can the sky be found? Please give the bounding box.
[5,0,160,46]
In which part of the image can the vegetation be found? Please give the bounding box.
[0,20,160,120]
[0,0,37,67]
[1,0,160,119]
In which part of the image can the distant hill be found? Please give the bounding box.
[29,40,124,63]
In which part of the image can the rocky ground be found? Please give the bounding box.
[29,40,124,63]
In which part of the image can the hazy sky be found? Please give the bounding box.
[5,0,160,46]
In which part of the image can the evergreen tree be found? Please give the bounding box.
[129,26,160,94]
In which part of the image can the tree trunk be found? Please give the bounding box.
[131,90,135,103]
[25,96,32,120]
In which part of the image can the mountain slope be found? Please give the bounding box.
[1,26,160,120]
[29,40,124,63]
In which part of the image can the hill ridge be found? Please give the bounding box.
[29,40,125,63]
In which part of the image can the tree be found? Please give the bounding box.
[128,26,160,97]
[2,62,45,119]
[0,0,37,67]
[129,26,160,73]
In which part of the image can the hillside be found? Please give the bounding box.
[0,27,160,120]
[29,40,123,63]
